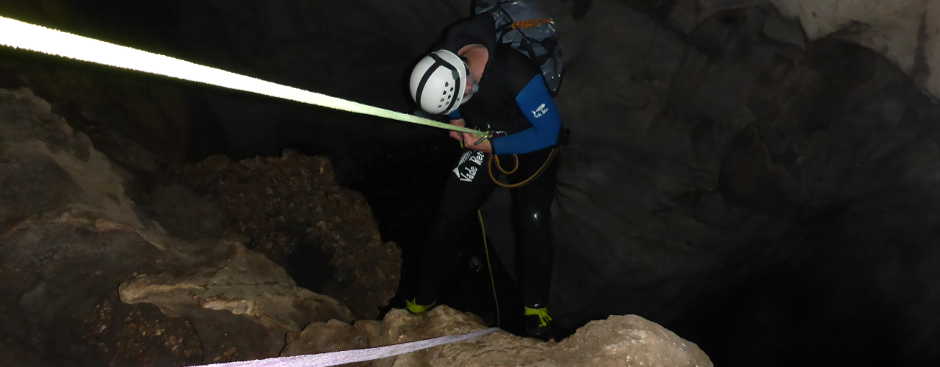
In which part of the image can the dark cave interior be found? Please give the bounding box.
[1,1,939,366]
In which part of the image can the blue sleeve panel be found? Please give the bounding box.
[448,109,463,120]
[491,75,562,154]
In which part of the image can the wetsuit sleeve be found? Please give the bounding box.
[448,109,462,120]
[491,75,561,154]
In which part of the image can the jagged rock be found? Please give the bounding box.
[3,1,940,365]
[761,11,804,48]
[770,0,940,97]
[0,88,357,366]
[177,152,401,319]
[81,293,206,365]
[0,44,196,176]
[283,306,712,367]
[281,319,380,367]
[668,0,769,33]
[142,184,227,242]
[119,241,354,332]
[0,89,140,227]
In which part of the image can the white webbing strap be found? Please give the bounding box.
[188,327,499,367]
[0,15,486,136]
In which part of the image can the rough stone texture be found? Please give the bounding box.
[761,10,805,48]
[537,3,940,365]
[0,88,354,366]
[762,1,940,98]
[2,1,940,365]
[646,1,940,98]
[177,152,402,320]
[283,306,712,367]
[0,42,197,175]
[119,242,354,332]
[282,319,380,367]
[668,0,771,33]
[80,293,205,365]
[553,315,712,367]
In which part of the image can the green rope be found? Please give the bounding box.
[0,15,489,137]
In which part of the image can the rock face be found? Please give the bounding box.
[0,88,355,365]
[118,243,353,332]
[771,0,940,97]
[0,30,199,175]
[283,306,712,367]
[476,1,940,364]
[3,0,940,365]
[654,1,940,98]
[175,153,402,319]
[0,86,711,366]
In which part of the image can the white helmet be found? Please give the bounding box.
[409,49,468,115]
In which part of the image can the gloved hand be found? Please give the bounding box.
[449,119,492,153]
[458,131,492,153]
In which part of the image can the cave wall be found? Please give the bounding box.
[772,0,940,98]
[0,88,356,365]
[475,1,940,364]
[0,0,473,169]
[2,0,940,365]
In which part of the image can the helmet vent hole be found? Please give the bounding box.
[445,82,449,87]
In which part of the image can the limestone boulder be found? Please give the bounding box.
[283,306,712,367]
[176,152,402,320]
[118,242,354,332]
[0,88,354,366]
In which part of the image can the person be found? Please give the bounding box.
[404,13,562,340]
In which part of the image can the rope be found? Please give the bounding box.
[188,327,499,367]
[476,209,501,326]
[472,147,558,324]
[0,13,559,366]
[488,148,558,188]
[0,15,489,138]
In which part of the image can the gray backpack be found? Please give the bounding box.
[474,0,564,95]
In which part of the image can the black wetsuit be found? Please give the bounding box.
[416,14,562,308]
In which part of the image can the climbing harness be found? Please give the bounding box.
[461,135,558,189]
[0,15,492,140]
[488,147,558,188]
[187,327,499,367]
